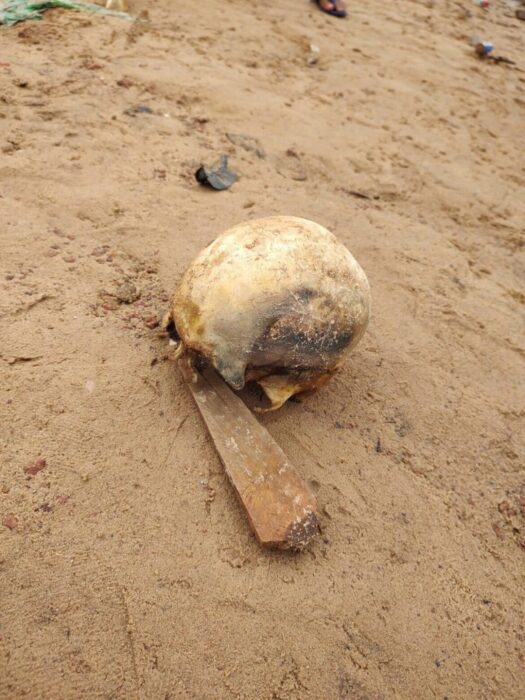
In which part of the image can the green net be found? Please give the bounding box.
[0,0,134,26]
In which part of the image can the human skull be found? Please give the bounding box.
[166,216,371,410]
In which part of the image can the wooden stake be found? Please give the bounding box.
[179,360,319,549]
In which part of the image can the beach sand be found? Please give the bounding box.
[1,1,524,697]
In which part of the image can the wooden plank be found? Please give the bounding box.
[179,360,319,549]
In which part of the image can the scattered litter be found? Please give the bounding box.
[24,457,46,476]
[123,105,153,116]
[85,379,95,393]
[471,36,516,65]
[306,43,321,66]
[0,0,134,26]
[473,0,489,7]
[473,39,494,56]
[195,155,237,191]
[226,133,266,159]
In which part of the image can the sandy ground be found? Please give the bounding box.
[1,0,524,698]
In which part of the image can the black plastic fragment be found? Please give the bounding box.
[195,155,237,191]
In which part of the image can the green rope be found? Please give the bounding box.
[0,0,134,26]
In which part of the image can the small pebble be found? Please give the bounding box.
[115,281,140,304]
[2,515,18,530]
[144,315,159,329]
[24,458,46,476]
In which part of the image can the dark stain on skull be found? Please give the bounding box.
[267,322,353,357]
[248,287,354,370]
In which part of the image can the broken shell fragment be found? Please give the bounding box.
[167,216,371,410]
